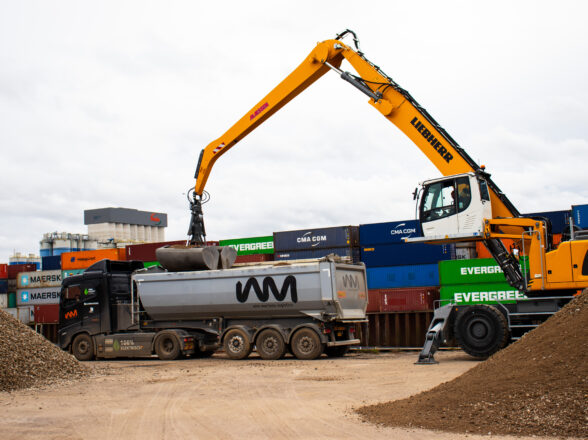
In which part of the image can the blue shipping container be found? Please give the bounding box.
[572,204,588,229]
[523,210,570,234]
[275,247,360,262]
[359,219,421,246]
[367,264,439,289]
[273,226,359,252]
[0,280,7,293]
[42,256,61,271]
[361,242,455,268]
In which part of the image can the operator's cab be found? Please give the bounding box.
[418,173,492,238]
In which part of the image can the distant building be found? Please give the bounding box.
[84,207,167,243]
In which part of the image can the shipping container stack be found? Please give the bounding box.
[358,219,456,348]
[273,226,360,262]
[0,263,8,310]
[219,236,274,264]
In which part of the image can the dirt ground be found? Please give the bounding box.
[0,350,576,440]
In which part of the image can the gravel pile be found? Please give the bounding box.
[0,309,89,392]
[358,291,588,438]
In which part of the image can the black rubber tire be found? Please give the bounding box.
[154,333,181,360]
[256,329,286,360]
[223,328,252,360]
[290,328,324,360]
[324,346,349,358]
[454,305,509,358]
[72,333,94,361]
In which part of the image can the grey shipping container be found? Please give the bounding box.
[17,287,61,306]
[17,270,62,289]
[273,226,359,252]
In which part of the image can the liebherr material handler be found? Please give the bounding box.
[187,30,588,362]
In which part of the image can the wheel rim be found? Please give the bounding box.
[297,336,315,354]
[162,338,174,354]
[467,317,491,341]
[78,340,89,355]
[228,335,244,354]
[262,335,279,355]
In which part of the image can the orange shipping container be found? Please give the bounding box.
[61,248,126,270]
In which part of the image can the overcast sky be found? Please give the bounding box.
[1,1,587,262]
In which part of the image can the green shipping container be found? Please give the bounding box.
[62,269,85,279]
[439,258,528,285]
[8,292,17,308]
[440,283,528,305]
[219,236,274,256]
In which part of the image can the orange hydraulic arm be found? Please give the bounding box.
[187,30,518,243]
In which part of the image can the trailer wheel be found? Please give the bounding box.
[72,333,94,361]
[454,305,509,359]
[223,328,252,360]
[290,328,324,360]
[324,346,349,358]
[256,329,286,360]
[155,333,181,360]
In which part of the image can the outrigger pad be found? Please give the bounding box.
[156,245,220,271]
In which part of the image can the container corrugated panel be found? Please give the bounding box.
[219,236,274,255]
[359,219,421,246]
[572,204,588,229]
[17,306,34,324]
[61,249,123,270]
[0,279,7,293]
[439,258,508,285]
[523,209,571,234]
[7,264,37,279]
[41,256,61,271]
[234,254,275,264]
[360,243,455,268]
[17,270,62,289]
[124,241,219,261]
[125,240,184,261]
[8,292,16,308]
[440,283,527,305]
[273,226,359,252]
[0,264,7,279]
[16,287,61,306]
[368,287,439,312]
[366,264,439,289]
[274,247,360,262]
[0,293,7,308]
[33,304,59,324]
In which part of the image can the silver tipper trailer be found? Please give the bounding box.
[59,258,368,361]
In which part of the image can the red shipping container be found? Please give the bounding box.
[7,264,37,279]
[0,263,7,279]
[367,287,439,312]
[234,254,275,264]
[125,241,219,261]
[34,304,60,324]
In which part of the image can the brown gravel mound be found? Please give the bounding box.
[0,309,89,392]
[357,292,588,438]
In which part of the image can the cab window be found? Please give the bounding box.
[421,180,456,222]
[62,285,82,307]
[456,176,471,213]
